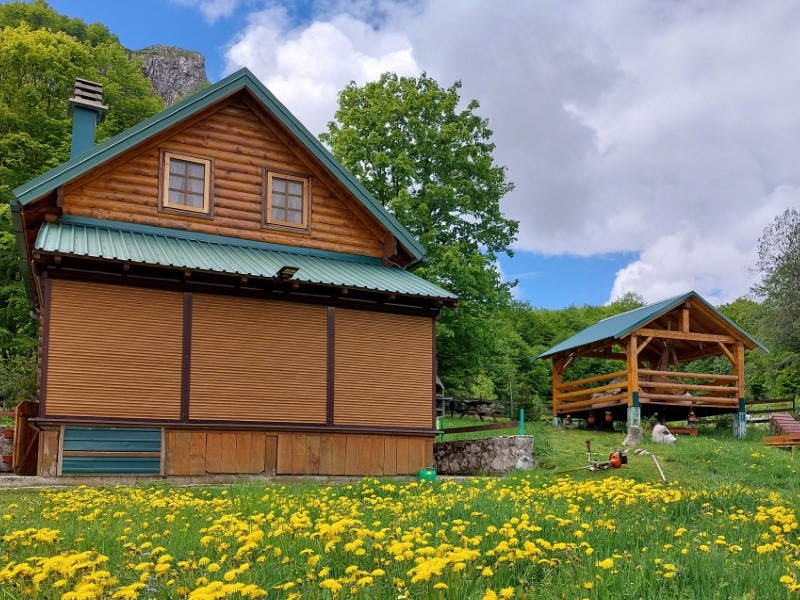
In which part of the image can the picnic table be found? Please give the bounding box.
[448,398,504,421]
[763,413,800,451]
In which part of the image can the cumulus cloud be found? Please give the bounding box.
[172,0,243,22]
[222,0,800,304]
[225,4,419,135]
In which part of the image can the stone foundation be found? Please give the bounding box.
[0,429,13,473]
[434,436,535,475]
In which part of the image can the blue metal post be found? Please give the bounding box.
[519,409,525,435]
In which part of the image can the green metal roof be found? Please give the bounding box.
[535,291,766,359]
[35,217,456,301]
[13,67,425,263]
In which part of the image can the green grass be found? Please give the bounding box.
[1,422,800,598]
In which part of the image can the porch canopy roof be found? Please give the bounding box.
[35,216,457,303]
[536,291,766,363]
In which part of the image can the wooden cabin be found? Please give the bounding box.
[536,292,765,437]
[11,70,457,478]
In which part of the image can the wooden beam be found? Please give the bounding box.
[558,393,628,412]
[637,336,654,354]
[638,369,738,382]
[639,381,736,393]
[574,350,628,361]
[636,328,736,344]
[680,308,690,332]
[556,369,627,391]
[552,356,563,417]
[559,380,626,399]
[718,342,734,364]
[627,335,639,406]
[735,342,746,399]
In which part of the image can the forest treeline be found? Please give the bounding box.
[1,1,797,412]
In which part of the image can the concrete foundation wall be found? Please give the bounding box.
[434,435,535,475]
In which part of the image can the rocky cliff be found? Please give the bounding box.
[129,45,209,106]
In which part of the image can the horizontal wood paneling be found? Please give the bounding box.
[190,294,327,422]
[275,432,432,476]
[165,429,277,476]
[335,309,433,428]
[46,280,182,419]
[62,99,386,258]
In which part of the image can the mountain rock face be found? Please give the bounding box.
[130,45,209,106]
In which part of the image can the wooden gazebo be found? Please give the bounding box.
[536,292,766,437]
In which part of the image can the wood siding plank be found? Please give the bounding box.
[335,310,433,428]
[319,434,334,475]
[189,432,206,476]
[396,437,409,475]
[306,435,320,475]
[345,435,359,476]
[408,438,423,474]
[249,432,266,474]
[276,434,292,475]
[46,280,183,419]
[370,436,384,477]
[220,433,237,474]
[383,437,397,476]
[205,433,223,473]
[357,435,371,476]
[331,435,347,476]
[235,433,252,473]
[190,295,327,423]
[264,435,278,476]
[291,433,307,474]
[172,431,192,476]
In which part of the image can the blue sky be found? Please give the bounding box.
[40,1,798,309]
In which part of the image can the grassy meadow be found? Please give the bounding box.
[1,423,800,599]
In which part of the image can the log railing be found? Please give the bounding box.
[637,369,739,407]
[554,370,628,415]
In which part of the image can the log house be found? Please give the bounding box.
[11,70,457,477]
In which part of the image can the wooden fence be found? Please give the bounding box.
[746,397,796,424]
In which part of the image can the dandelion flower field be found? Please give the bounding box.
[2,464,800,599]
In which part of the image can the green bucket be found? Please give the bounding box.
[417,467,437,482]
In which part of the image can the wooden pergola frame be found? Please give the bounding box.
[549,298,755,423]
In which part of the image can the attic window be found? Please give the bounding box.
[160,152,213,216]
[263,171,310,231]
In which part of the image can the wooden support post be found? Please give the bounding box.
[552,356,564,425]
[733,341,747,438]
[680,307,690,332]
[627,335,641,428]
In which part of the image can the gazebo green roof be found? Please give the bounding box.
[535,291,766,360]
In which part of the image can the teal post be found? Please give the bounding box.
[733,397,747,439]
[519,409,525,435]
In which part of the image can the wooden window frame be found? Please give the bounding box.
[158,150,214,219]
[262,170,311,233]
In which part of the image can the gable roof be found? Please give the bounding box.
[12,68,426,263]
[535,291,766,360]
[36,216,456,301]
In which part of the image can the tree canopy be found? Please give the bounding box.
[321,73,519,393]
[0,2,164,406]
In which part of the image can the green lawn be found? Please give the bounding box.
[2,421,800,598]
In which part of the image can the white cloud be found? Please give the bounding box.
[222,0,800,304]
[225,5,419,135]
[172,0,243,22]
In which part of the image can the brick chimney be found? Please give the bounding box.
[67,78,108,158]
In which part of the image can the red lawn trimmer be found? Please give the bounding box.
[555,440,628,474]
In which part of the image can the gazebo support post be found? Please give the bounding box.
[733,341,747,438]
[552,356,563,427]
[626,335,640,429]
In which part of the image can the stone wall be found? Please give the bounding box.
[0,429,13,473]
[434,436,535,475]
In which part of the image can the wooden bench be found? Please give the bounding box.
[763,435,800,452]
[668,427,698,437]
